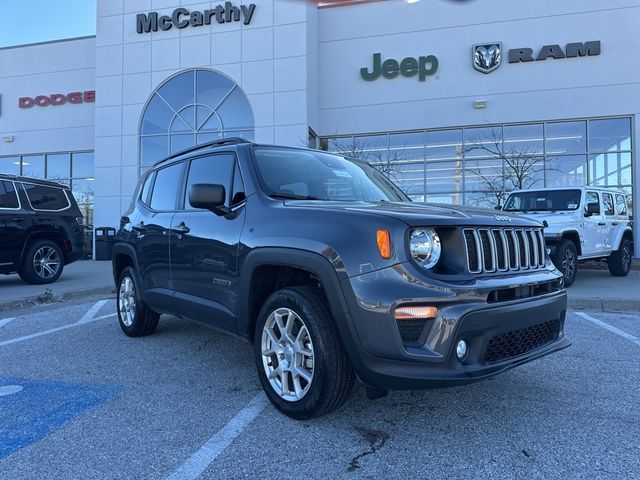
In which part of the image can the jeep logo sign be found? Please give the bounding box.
[361,53,438,82]
[19,91,96,109]
[136,2,256,33]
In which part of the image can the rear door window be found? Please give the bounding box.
[0,181,19,209]
[602,193,615,216]
[615,194,628,216]
[22,183,70,211]
[149,162,184,211]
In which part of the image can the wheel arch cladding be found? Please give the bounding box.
[239,248,353,343]
[22,232,66,260]
[111,243,140,285]
[562,231,582,255]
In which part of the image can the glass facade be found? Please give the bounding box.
[320,117,633,212]
[0,151,95,226]
[139,68,255,174]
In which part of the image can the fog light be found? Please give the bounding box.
[456,339,468,360]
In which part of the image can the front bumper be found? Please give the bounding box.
[338,262,569,390]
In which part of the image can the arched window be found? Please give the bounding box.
[139,68,254,172]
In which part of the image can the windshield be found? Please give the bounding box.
[251,147,409,202]
[503,189,582,212]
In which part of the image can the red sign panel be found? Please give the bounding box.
[19,91,96,109]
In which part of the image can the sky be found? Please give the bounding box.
[0,0,96,48]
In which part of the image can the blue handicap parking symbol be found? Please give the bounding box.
[0,377,122,460]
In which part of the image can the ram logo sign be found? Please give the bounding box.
[473,43,502,74]
[472,41,601,74]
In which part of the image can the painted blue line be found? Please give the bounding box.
[0,377,123,460]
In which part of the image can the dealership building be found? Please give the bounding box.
[0,0,638,254]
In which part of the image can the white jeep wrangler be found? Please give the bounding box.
[502,187,633,287]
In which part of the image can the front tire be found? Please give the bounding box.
[552,240,578,288]
[608,237,632,277]
[254,286,355,420]
[117,266,159,337]
[19,240,64,285]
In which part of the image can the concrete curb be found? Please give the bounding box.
[568,297,640,313]
[0,287,115,315]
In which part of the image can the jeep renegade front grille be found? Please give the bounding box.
[463,228,545,274]
[484,319,560,364]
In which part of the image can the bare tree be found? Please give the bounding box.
[463,129,545,207]
[326,137,408,189]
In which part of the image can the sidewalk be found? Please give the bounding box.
[567,269,640,312]
[0,260,114,312]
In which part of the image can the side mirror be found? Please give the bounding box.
[584,202,599,217]
[494,205,502,210]
[189,184,227,214]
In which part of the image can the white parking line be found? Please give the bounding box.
[576,312,640,348]
[166,393,268,480]
[0,317,15,328]
[0,300,109,348]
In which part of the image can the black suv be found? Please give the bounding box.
[0,175,85,284]
[112,138,569,419]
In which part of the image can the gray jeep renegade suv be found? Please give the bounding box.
[112,138,569,419]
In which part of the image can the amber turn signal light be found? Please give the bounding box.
[376,229,392,259]
[395,306,439,321]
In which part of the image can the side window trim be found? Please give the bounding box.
[230,161,247,209]
[0,181,21,211]
[21,182,71,212]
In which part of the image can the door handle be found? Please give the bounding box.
[612,222,619,226]
[597,222,606,226]
[172,223,190,235]
[12,217,26,222]
[132,222,145,232]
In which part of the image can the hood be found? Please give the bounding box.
[516,210,579,228]
[284,201,543,227]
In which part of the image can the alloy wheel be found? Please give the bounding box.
[33,246,61,279]
[261,308,315,402]
[118,276,137,327]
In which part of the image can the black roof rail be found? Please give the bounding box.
[154,137,252,166]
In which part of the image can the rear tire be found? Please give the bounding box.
[117,266,159,337]
[254,286,355,420]
[18,240,64,285]
[552,240,578,288]
[608,237,632,277]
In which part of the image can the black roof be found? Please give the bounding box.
[0,174,71,189]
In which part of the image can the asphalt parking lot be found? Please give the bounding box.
[1,299,638,480]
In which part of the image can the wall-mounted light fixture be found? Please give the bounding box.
[2,135,14,143]
[473,100,487,109]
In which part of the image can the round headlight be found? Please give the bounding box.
[409,228,441,269]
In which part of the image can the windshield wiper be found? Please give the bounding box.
[270,192,319,200]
